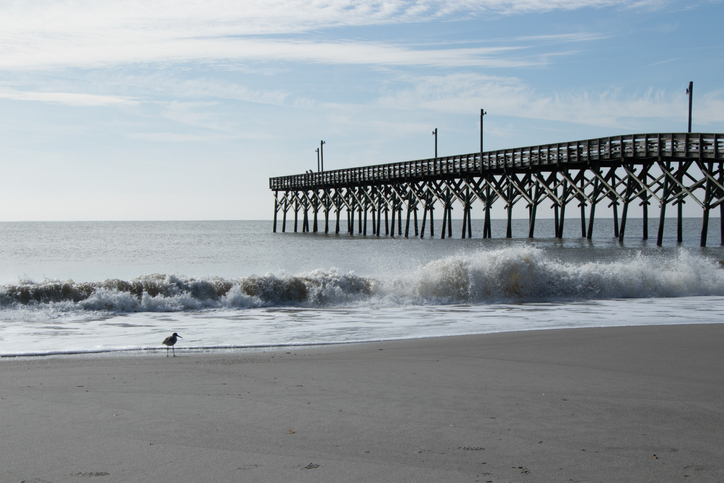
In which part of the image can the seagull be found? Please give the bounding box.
[162,333,182,357]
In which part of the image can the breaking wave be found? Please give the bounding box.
[1,247,722,314]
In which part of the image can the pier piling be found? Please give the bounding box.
[271,133,724,245]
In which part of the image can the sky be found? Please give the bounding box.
[0,0,722,221]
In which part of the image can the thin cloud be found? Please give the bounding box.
[0,35,534,70]
[0,90,137,106]
[643,57,681,68]
[129,131,273,142]
[0,1,641,37]
[115,75,291,106]
[372,73,724,127]
[511,32,609,43]
[0,0,659,70]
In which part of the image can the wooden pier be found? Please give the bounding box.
[269,133,724,246]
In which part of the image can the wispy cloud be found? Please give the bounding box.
[0,89,137,106]
[115,76,292,106]
[372,73,724,127]
[0,1,641,38]
[511,32,609,43]
[159,100,241,133]
[0,35,535,70]
[0,0,655,71]
[129,131,273,142]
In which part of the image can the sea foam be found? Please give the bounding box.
[0,247,722,315]
[399,246,723,303]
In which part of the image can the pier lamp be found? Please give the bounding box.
[316,148,320,172]
[432,128,437,159]
[480,109,487,155]
[686,81,693,133]
[320,140,325,172]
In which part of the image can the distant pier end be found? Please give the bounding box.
[269,133,724,246]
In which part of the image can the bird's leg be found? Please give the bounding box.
[173,346,175,357]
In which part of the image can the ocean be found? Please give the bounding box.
[1,218,723,357]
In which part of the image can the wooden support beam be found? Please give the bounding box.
[324,195,330,234]
[349,205,354,235]
[507,181,513,239]
[309,194,318,233]
[376,205,382,237]
[579,175,587,237]
[294,198,299,233]
[467,205,472,238]
[719,161,724,246]
[587,196,596,240]
[701,161,715,247]
[391,196,397,238]
[405,199,412,238]
[363,202,368,236]
[529,183,540,238]
[462,199,469,239]
[656,161,673,246]
[302,199,309,233]
[612,202,619,238]
[657,203,667,247]
[678,162,684,243]
[371,205,376,236]
[420,203,427,239]
[701,207,710,247]
[558,178,568,238]
[446,190,453,239]
[413,208,419,237]
[270,132,724,245]
[429,201,435,238]
[642,201,648,240]
[676,199,683,244]
[484,184,491,238]
[398,204,403,237]
[273,195,279,233]
[619,169,636,242]
[384,207,389,236]
[282,203,287,233]
[554,204,559,238]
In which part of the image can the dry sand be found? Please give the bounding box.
[1,324,723,483]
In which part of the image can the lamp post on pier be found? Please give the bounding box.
[320,140,325,171]
[686,81,693,133]
[432,128,437,159]
[480,109,487,155]
[315,148,320,172]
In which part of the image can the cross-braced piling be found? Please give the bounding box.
[270,133,724,246]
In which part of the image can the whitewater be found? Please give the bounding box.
[0,219,722,357]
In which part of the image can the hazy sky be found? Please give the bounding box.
[1,0,722,221]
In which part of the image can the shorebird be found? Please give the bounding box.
[162,333,182,357]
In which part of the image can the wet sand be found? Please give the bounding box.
[1,323,723,482]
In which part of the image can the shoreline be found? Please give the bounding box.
[4,317,724,360]
[2,323,723,482]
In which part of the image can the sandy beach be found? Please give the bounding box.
[1,323,723,482]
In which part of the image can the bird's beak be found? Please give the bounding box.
[177,335,183,338]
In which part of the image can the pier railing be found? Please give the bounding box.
[270,133,723,190]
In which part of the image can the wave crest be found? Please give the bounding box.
[0,269,374,312]
[1,248,721,313]
[402,247,724,303]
